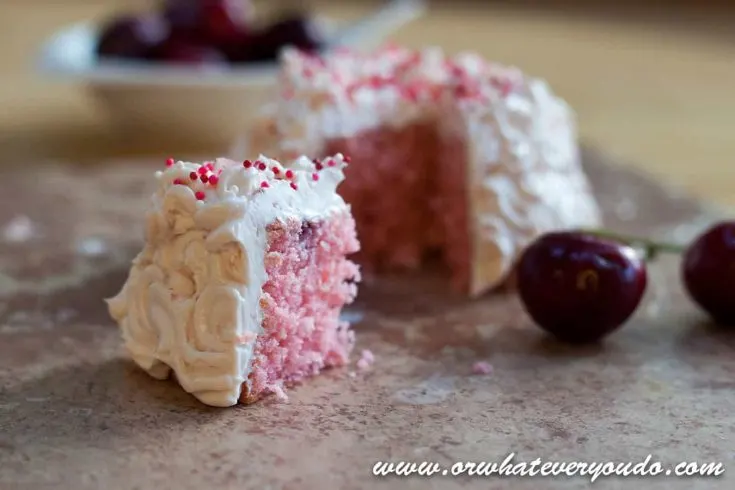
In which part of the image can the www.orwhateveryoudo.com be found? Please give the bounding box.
[372,453,724,483]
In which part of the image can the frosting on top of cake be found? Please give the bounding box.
[108,154,351,407]
[266,45,563,158]
[278,45,524,104]
[154,154,348,208]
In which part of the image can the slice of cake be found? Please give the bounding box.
[107,154,360,407]
[249,46,602,296]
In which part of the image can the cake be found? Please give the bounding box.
[106,154,360,407]
[249,46,602,296]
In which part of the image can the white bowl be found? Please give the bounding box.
[37,1,426,150]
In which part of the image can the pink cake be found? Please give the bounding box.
[107,154,360,407]
[249,46,602,296]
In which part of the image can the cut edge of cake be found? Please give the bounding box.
[106,153,361,407]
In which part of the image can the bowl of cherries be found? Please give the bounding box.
[37,0,426,148]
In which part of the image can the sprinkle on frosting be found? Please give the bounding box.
[277,45,524,107]
[155,153,350,203]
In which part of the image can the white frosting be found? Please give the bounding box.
[251,46,602,294]
[107,155,350,407]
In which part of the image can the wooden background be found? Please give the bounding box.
[1,0,734,206]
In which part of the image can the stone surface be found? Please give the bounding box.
[0,148,733,489]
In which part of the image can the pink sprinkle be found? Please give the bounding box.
[208,175,219,186]
[197,167,207,175]
[356,349,375,371]
[165,158,175,167]
[200,174,209,183]
[261,181,270,188]
[312,173,319,181]
[285,170,294,179]
[195,191,206,200]
[471,361,493,375]
[257,162,267,171]
[173,178,184,185]
[290,182,298,190]
[189,171,198,181]
[327,159,336,167]
[343,155,351,163]
[272,167,280,175]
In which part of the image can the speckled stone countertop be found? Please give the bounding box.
[0,148,733,490]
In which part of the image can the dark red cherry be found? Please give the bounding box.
[97,15,170,59]
[682,221,735,325]
[244,13,324,61]
[163,0,253,47]
[517,231,648,343]
[162,0,201,33]
[155,39,226,66]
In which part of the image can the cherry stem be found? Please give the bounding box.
[580,229,687,261]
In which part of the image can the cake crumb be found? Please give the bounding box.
[471,361,493,375]
[3,215,34,243]
[272,385,289,403]
[356,349,375,371]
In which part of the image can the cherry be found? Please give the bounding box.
[199,0,254,47]
[96,15,170,59]
[162,0,201,34]
[163,0,253,47]
[517,231,648,344]
[682,222,735,326]
[242,13,324,62]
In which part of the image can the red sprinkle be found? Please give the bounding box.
[173,178,184,185]
[243,160,253,168]
[208,175,219,186]
[290,182,298,190]
[343,155,351,163]
[315,161,323,170]
[200,174,209,183]
[189,171,198,180]
[197,166,208,175]
[165,158,175,167]
[272,167,280,175]
[312,173,319,181]
[257,162,267,171]
[195,191,206,200]
[261,181,270,188]
[327,159,336,167]
[205,162,214,170]
[368,75,384,88]
[285,170,294,179]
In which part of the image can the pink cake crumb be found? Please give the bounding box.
[471,361,493,375]
[356,349,375,371]
[272,384,289,403]
[241,212,360,403]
